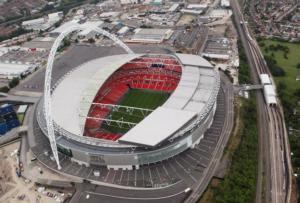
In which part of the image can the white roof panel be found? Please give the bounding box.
[119,107,196,147]
[176,54,213,68]
[199,75,215,85]
[163,66,199,110]
[0,62,33,75]
[192,89,212,102]
[198,68,215,76]
[184,101,205,112]
[163,97,189,109]
[52,54,141,136]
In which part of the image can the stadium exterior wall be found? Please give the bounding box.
[36,99,217,169]
[35,53,220,170]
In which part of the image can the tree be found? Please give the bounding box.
[88,38,95,43]
[294,89,300,98]
[259,42,265,47]
[0,86,9,93]
[9,77,19,88]
[297,63,300,69]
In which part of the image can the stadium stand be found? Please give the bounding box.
[84,56,182,141]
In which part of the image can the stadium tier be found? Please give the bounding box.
[84,56,182,141]
[36,53,220,169]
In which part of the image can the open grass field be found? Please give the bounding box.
[260,39,300,92]
[102,89,170,134]
[260,39,300,199]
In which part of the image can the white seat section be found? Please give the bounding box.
[118,107,197,147]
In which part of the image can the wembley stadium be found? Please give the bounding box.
[35,53,220,170]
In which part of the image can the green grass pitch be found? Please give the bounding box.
[101,89,170,134]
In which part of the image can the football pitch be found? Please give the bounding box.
[102,89,170,134]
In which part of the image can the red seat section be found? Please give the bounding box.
[83,56,182,141]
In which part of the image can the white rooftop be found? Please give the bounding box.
[259,74,271,85]
[263,85,277,105]
[0,62,34,75]
[50,20,80,34]
[51,54,219,146]
[78,21,104,36]
[176,53,213,68]
[52,54,141,136]
[119,107,196,147]
[187,4,208,9]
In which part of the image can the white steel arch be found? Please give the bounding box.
[44,25,133,169]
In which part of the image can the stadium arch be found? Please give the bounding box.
[44,25,134,169]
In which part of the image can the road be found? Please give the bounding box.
[70,182,190,203]
[230,0,292,203]
[185,72,234,203]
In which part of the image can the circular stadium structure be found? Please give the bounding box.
[36,53,220,170]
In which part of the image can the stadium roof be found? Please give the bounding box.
[163,66,199,110]
[119,107,196,147]
[52,53,219,146]
[52,54,141,136]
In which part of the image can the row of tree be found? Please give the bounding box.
[237,40,251,84]
[0,28,30,43]
[213,97,258,203]
[264,55,285,76]
[0,77,20,93]
[208,38,258,202]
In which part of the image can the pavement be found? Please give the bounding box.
[70,182,190,203]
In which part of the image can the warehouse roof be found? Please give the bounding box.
[130,28,172,43]
[0,62,34,76]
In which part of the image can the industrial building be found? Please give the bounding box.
[202,36,231,60]
[0,104,20,135]
[22,12,63,31]
[129,28,173,43]
[0,62,37,79]
[221,0,230,8]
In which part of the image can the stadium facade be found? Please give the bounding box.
[36,53,220,170]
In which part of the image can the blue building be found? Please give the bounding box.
[0,104,20,135]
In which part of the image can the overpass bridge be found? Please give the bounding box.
[234,84,263,93]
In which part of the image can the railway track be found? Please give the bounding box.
[231,0,292,202]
